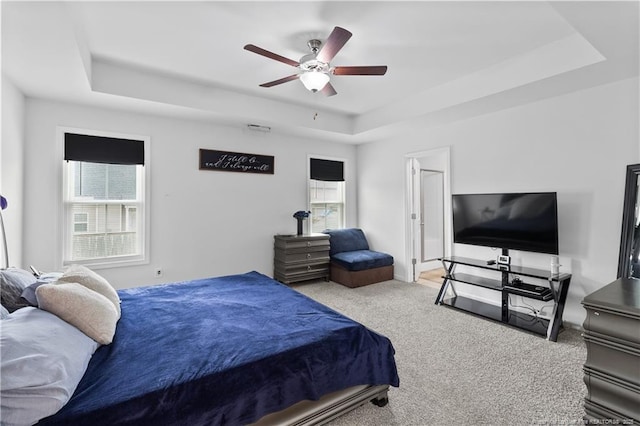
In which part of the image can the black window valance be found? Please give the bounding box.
[64,133,145,165]
[310,158,344,182]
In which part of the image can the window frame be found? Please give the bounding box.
[59,126,150,269]
[307,155,347,233]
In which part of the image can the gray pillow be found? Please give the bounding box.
[20,273,62,307]
[0,268,37,312]
[0,307,99,425]
[20,282,46,307]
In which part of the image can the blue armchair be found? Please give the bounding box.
[322,228,394,287]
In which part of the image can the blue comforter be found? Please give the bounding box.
[39,271,399,425]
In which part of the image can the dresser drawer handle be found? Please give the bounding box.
[307,254,311,259]
[594,312,600,316]
[307,266,311,271]
[307,242,312,247]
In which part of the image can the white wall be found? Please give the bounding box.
[22,99,357,288]
[1,75,25,268]
[357,76,639,327]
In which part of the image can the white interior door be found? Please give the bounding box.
[421,170,444,263]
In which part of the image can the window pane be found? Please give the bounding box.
[73,212,88,233]
[67,161,142,261]
[126,208,137,232]
[310,203,343,233]
[309,178,345,232]
[310,180,342,203]
[70,203,138,260]
[73,162,137,200]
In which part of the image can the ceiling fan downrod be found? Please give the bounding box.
[307,39,322,54]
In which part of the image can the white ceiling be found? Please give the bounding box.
[2,1,638,144]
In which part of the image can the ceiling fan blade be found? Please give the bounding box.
[316,27,352,63]
[244,44,300,67]
[259,74,300,88]
[332,66,388,76]
[320,82,337,97]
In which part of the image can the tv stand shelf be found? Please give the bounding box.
[435,256,572,341]
[446,272,502,290]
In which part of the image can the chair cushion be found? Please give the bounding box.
[323,228,370,255]
[331,250,394,272]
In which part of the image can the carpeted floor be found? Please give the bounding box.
[292,279,586,425]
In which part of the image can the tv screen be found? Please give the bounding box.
[452,192,559,255]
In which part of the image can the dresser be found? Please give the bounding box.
[273,234,330,284]
[582,277,640,423]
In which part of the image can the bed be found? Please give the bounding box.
[18,270,399,425]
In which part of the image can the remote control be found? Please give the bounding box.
[29,265,42,278]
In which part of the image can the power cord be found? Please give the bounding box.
[508,294,537,317]
[508,295,553,320]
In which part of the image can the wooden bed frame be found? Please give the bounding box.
[252,385,390,425]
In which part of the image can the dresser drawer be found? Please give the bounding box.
[584,399,631,422]
[584,368,640,422]
[275,249,330,264]
[273,269,328,285]
[583,306,640,345]
[273,264,329,284]
[277,246,329,256]
[274,237,329,251]
[584,332,640,386]
[275,260,329,274]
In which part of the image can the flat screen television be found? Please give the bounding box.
[452,192,559,255]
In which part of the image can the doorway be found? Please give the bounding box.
[405,148,451,283]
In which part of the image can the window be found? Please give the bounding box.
[61,129,148,267]
[309,157,345,233]
[73,212,88,233]
[309,180,345,232]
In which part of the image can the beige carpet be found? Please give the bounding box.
[293,279,587,425]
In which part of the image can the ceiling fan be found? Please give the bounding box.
[244,26,387,97]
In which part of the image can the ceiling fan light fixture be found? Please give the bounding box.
[245,26,386,97]
[299,71,330,92]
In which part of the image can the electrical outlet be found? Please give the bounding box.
[155,268,163,277]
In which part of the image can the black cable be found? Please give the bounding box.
[508,294,537,316]
[508,295,549,328]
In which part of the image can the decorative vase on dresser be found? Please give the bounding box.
[581,277,640,423]
[273,233,330,284]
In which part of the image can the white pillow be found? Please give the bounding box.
[0,307,99,425]
[56,264,121,318]
[36,282,119,345]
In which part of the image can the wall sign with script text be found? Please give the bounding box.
[199,149,274,175]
